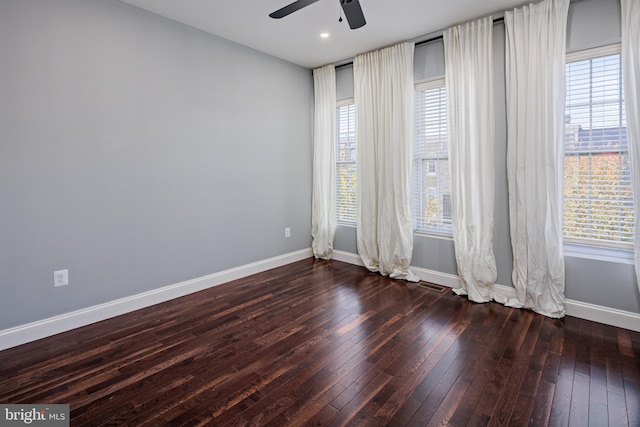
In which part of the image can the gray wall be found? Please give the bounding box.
[0,0,313,329]
[334,0,640,314]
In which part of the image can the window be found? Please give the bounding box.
[564,45,633,249]
[413,79,452,235]
[442,194,452,221]
[427,159,436,175]
[336,99,357,223]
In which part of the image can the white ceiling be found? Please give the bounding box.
[119,0,530,69]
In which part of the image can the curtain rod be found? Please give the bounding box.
[334,16,505,70]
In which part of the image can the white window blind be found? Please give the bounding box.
[564,45,633,249]
[336,100,357,223]
[412,79,451,234]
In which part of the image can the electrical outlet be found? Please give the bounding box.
[54,269,69,287]
[285,227,291,238]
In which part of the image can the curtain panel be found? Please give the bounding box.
[354,42,419,282]
[311,65,337,259]
[621,0,640,292]
[444,16,498,303]
[504,0,570,318]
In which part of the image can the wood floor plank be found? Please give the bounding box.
[0,258,638,426]
[505,315,552,427]
[588,326,610,427]
[406,305,492,426]
[569,371,590,427]
[624,379,640,427]
[529,343,562,427]
[488,314,543,426]
[465,310,536,426]
[548,319,578,427]
[606,390,629,427]
[372,298,468,424]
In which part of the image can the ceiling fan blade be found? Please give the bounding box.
[269,0,321,19]
[340,0,366,29]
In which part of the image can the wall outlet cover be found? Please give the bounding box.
[54,269,69,287]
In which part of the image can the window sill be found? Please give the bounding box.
[564,243,634,265]
[336,221,356,228]
[413,230,453,240]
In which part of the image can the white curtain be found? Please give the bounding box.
[504,0,569,318]
[621,0,640,292]
[311,65,337,259]
[354,42,419,282]
[444,17,498,303]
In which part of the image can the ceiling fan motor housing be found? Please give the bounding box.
[269,0,366,30]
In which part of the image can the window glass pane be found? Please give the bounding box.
[564,48,633,249]
[413,81,451,235]
[336,103,357,223]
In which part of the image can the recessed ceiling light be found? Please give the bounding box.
[320,33,330,38]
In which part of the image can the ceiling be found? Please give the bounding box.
[119,0,530,69]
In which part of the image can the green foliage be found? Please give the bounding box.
[563,151,634,247]
[337,165,357,222]
[422,196,442,229]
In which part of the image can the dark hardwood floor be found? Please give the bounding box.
[1,258,639,426]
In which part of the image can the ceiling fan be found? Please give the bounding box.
[269,0,366,30]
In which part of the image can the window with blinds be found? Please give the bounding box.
[412,79,451,235]
[336,100,357,223]
[564,44,633,249]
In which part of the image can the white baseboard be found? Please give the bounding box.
[333,250,640,332]
[2,248,636,352]
[332,250,364,267]
[0,249,313,351]
[564,299,640,332]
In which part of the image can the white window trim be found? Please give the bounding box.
[414,227,454,239]
[566,43,621,63]
[563,43,632,263]
[413,77,452,237]
[336,98,357,226]
[564,243,634,265]
[337,98,354,108]
[415,77,446,92]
